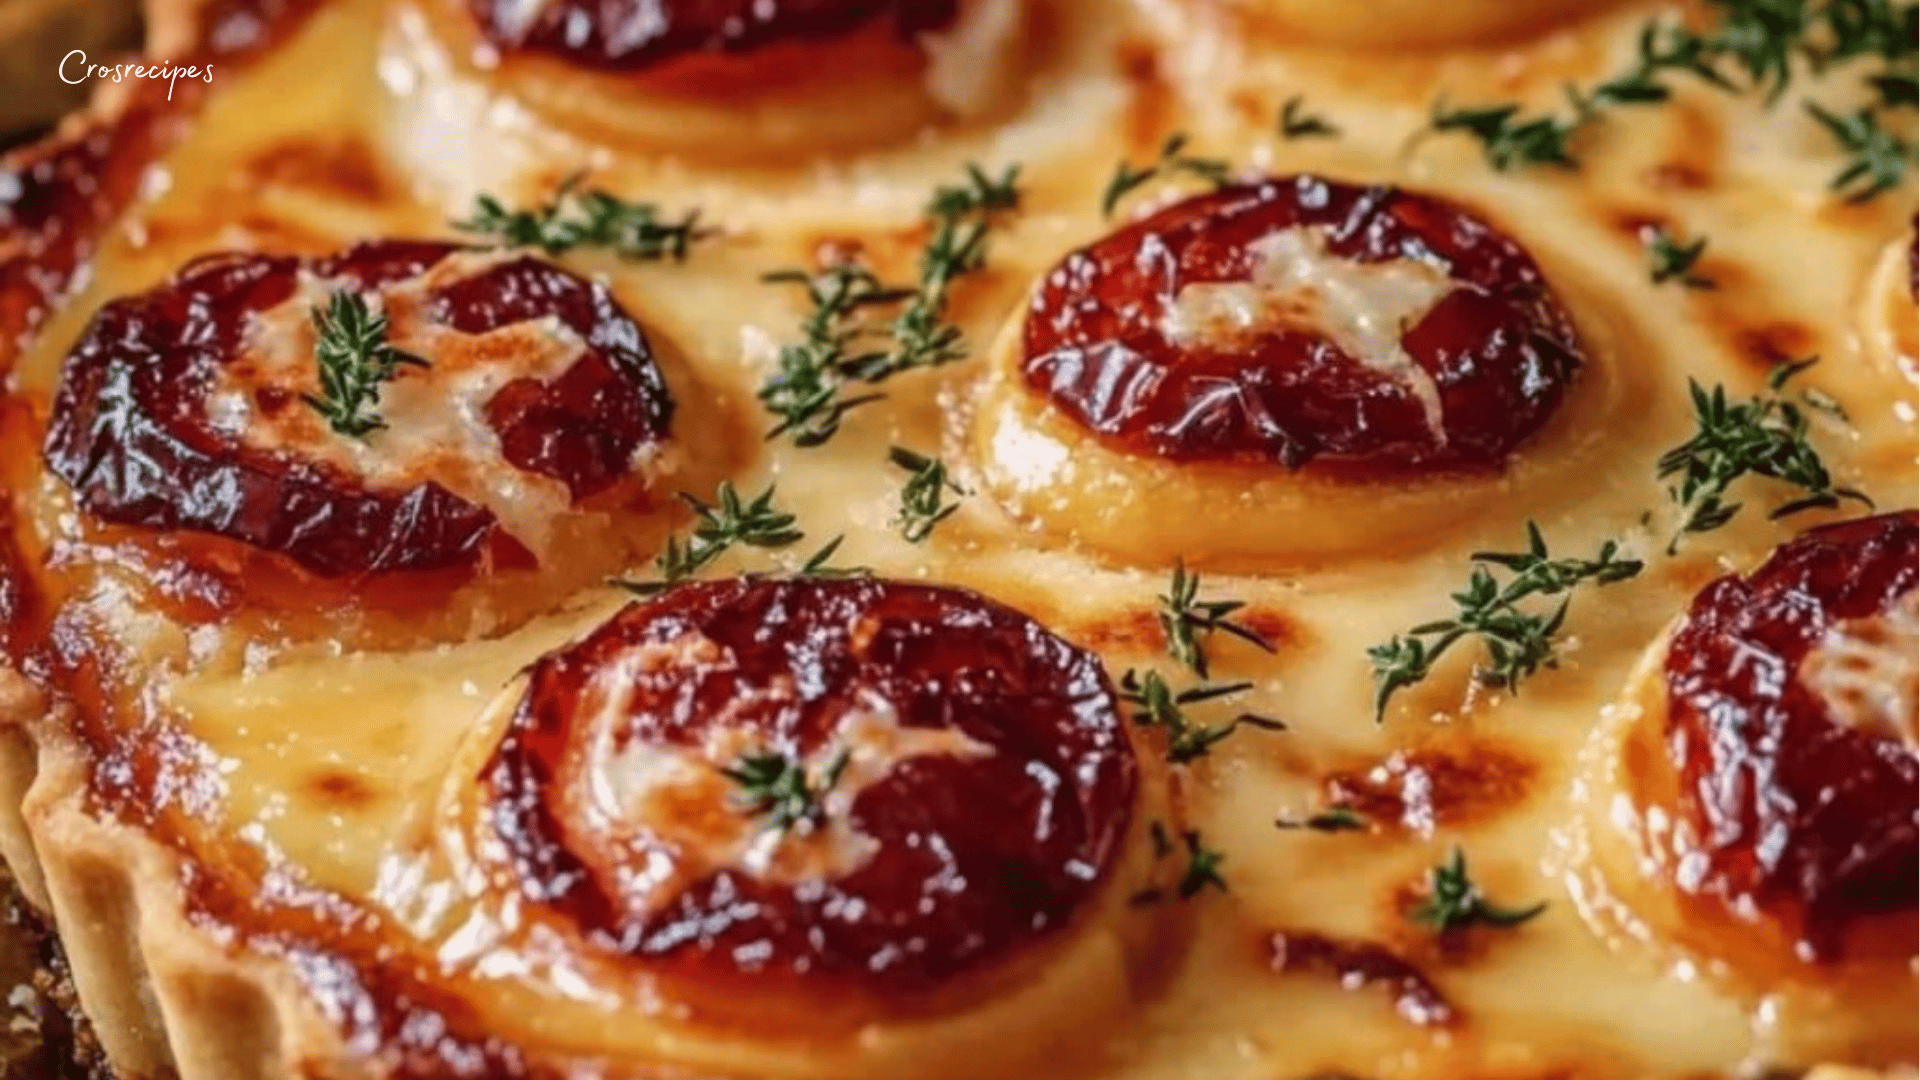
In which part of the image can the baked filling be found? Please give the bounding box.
[0,0,1914,1077]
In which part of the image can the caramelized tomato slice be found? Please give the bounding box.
[467,0,958,74]
[482,577,1136,997]
[44,240,672,578]
[1023,176,1583,472]
[1664,511,1919,957]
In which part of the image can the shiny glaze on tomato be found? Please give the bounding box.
[481,577,1136,999]
[42,240,672,579]
[1664,510,1919,959]
[1022,176,1583,472]
[466,0,958,74]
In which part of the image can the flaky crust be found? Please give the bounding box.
[0,664,363,1080]
[0,5,376,1076]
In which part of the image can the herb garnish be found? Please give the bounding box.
[758,164,1021,447]
[1279,96,1339,139]
[1119,669,1286,764]
[1409,846,1546,933]
[1645,225,1715,288]
[1276,807,1370,833]
[1158,561,1276,678]
[795,535,869,579]
[720,748,850,834]
[1429,100,1581,170]
[888,164,1022,374]
[304,290,428,439]
[1367,523,1643,720]
[1133,822,1229,903]
[617,481,849,592]
[1429,0,1919,196]
[888,446,967,543]
[1101,133,1233,218]
[1807,102,1912,201]
[1658,358,1873,551]
[759,263,910,447]
[453,174,702,260]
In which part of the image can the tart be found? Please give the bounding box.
[0,0,1915,1078]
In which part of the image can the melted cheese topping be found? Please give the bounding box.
[573,635,994,890]
[920,0,1027,117]
[1799,590,1920,747]
[228,250,582,554]
[4,0,1918,1075]
[1160,226,1454,442]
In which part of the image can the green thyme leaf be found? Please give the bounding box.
[303,290,429,439]
[453,174,703,260]
[1119,669,1286,764]
[1101,133,1233,218]
[616,481,807,592]
[1645,225,1716,288]
[1279,96,1340,139]
[757,164,1020,448]
[1368,523,1643,720]
[1132,822,1229,903]
[1409,846,1546,933]
[888,446,968,543]
[1658,358,1874,551]
[719,748,850,834]
[1157,561,1276,678]
[1807,102,1911,202]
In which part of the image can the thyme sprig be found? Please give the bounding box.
[617,482,827,593]
[1807,102,1912,201]
[886,164,1021,375]
[1276,807,1369,833]
[1279,96,1339,139]
[720,748,850,834]
[757,165,1020,447]
[1119,669,1286,765]
[1157,561,1275,678]
[453,174,703,260]
[1367,523,1644,720]
[795,535,868,579]
[1645,225,1716,288]
[304,290,428,439]
[758,263,910,447]
[1430,0,1920,191]
[1409,846,1547,933]
[888,447,967,543]
[1132,822,1228,903]
[1101,133,1233,218]
[1658,358,1873,551]
[1430,100,1583,170]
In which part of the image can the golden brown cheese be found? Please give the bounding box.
[0,0,1914,1078]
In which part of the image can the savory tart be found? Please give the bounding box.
[0,0,1914,1078]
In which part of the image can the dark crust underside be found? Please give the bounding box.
[0,877,113,1080]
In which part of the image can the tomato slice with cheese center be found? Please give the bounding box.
[1022,176,1584,474]
[1664,510,1919,959]
[479,576,1138,997]
[43,240,674,578]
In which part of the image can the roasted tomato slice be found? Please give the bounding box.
[44,240,673,578]
[480,576,1137,997]
[1022,176,1583,474]
[1665,510,1918,958]
[467,0,958,73]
